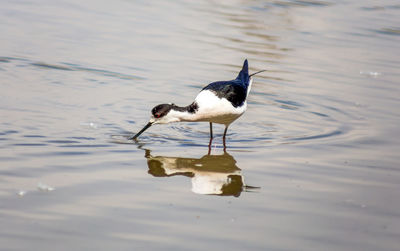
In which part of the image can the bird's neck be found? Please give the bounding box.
[170,102,199,122]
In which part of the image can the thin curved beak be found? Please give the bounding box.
[130,122,153,140]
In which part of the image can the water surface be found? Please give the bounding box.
[1,0,400,250]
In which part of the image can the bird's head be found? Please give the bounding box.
[130,103,179,140]
[149,103,178,124]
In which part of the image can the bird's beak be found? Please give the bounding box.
[130,121,153,140]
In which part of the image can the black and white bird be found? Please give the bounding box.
[131,59,265,148]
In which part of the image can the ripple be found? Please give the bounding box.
[62,62,145,80]
[0,57,11,63]
[31,62,73,71]
[46,140,80,144]
[290,129,343,141]
[275,99,304,108]
[54,151,91,156]
[110,135,132,143]
[23,135,46,138]
[309,111,329,118]
[375,27,400,36]
[272,0,332,8]
[59,144,113,148]
[0,130,19,135]
[0,57,145,81]
[68,137,96,140]
[13,143,48,146]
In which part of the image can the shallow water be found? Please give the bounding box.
[1,0,400,250]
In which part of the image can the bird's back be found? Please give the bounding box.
[202,80,247,108]
[201,59,250,108]
[192,60,251,125]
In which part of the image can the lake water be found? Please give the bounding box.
[1,0,400,250]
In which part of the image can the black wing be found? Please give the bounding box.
[202,80,247,108]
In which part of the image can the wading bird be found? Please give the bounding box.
[131,59,265,149]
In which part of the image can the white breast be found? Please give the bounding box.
[192,89,247,125]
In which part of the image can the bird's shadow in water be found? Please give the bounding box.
[110,133,259,196]
[142,147,260,197]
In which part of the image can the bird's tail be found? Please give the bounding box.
[236,59,250,86]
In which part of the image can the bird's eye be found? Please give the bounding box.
[155,114,160,118]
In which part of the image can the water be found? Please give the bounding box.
[1,0,400,250]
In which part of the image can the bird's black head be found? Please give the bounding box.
[129,103,175,140]
[151,104,174,119]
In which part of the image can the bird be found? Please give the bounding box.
[130,59,265,149]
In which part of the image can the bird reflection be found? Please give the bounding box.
[144,149,258,197]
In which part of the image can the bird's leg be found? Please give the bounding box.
[208,122,213,155]
[223,126,228,152]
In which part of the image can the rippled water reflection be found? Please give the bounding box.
[1,0,400,250]
[144,149,259,197]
